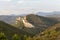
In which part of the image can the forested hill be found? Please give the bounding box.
[0,21,32,39]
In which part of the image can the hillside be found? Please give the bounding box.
[26,14,58,26]
[14,14,58,36]
[0,21,32,40]
[26,23,60,40]
[33,23,60,40]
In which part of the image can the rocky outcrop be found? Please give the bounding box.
[15,16,35,28]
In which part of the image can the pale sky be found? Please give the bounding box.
[0,0,60,15]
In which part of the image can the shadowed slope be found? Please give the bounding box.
[0,21,32,39]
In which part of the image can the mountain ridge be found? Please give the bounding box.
[14,14,58,35]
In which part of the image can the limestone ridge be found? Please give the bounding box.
[15,16,35,28]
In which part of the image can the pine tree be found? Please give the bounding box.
[0,32,7,40]
[23,35,27,40]
[49,30,56,40]
[12,34,21,40]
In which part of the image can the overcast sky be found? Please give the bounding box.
[0,0,60,15]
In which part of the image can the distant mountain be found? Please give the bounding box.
[46,14,60,17]
[36,11,60,21]
[0,15,17,24]
[46,14,60,21]
[36,11,60,16]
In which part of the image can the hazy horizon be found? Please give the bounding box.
[0,0,60,15]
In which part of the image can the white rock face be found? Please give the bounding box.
[16,17,21,21]
[22,16,34,28]
[22,19,34,28]
[16,17,22,24]
[16,16,35,28]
